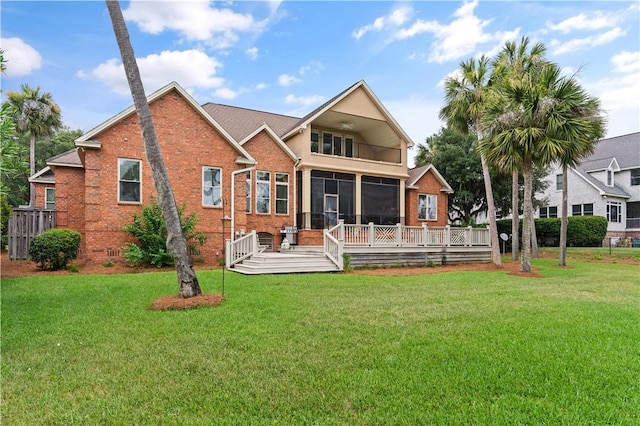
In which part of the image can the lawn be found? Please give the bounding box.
[2,259,639,424]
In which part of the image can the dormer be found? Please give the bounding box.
[606,158,620,187]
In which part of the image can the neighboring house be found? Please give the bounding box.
[29,80,452,262]
[537,132,640,243]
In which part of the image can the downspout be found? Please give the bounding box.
[293,157,301,227]
[231,164,256,240]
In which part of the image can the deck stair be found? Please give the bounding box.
[231,252,340,275]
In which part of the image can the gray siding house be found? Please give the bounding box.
[537,132,640,243]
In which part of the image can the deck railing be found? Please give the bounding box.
[226,231,258,268]
[331,223,490,247]
[323,222,344,270]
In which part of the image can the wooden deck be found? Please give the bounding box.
[227,222,492,274]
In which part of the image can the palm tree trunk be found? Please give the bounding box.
[480,153,502,266]
[531,215,539,258]
[29,131,36,207]
[106,0,201,298]
[521,159,533,272]
[559,164,568,266]
[511,169,519,261]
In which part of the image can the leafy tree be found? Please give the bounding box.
[439,56,502,266]
[481,56,605,271]
[5,85,62,207]
[106,0,202,298]
[1,103,28,197]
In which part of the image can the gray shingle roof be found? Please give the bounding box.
[201,103,300,141]
[47,148,83,167]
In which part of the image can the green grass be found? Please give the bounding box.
[2,260,639,424]
[539,246,640,263]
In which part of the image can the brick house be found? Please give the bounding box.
[30,80,452,263]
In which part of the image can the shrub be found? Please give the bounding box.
[122,198,207,268]
[497,216,607,248]
[1,193,12,249]
[29,228,81,270]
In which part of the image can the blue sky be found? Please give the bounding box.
[2,0,639,166]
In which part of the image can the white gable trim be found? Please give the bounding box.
[239,124,299,162]
[407,164,454,194]
[281,80,415,147]
[75,81,256,164]
[29,166,55,183]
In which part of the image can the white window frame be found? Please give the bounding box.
[418,194,437,221]
[245,170,251,213]
[607,201,622,223]
[202,166,223,207]
[256,171,271,214]
[606,168,614,187]
[555,174,563,191]
[45,187,55,210]
[118,158,142,203]
[275,173,289,215]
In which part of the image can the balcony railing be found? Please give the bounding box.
[313,140,402,163]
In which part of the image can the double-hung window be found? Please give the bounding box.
[572,203,593,216]
[45,188,55,210]
[275,173,289,215]
[118,158,141,203]
[203,166,222,207]
[555,174,563,191]
[256,171,270,214]
[630,169,640,186]
[418,194,437,220]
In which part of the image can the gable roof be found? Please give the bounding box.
[29,166,55,184]
[75,81,255,164]
[201,103,300,141]
[407,164,453,193]
[280,80,415,147]
[580,132,639,172]
[239,124,299,162]
[46,148,83,168]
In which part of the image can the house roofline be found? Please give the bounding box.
[281,80,415,148]
[407,164,454,194]
[75,81,256,164]
[239,124,299,162]
[570,166,630,199]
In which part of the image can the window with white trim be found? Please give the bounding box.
[311,131,355,158]
[45,188,55,210]
[631,169,640,186]
[418,194,437,220]
[572,203,593,216]
[275,173,289,215]
[118,158,141,203]
[203,166,222,207]
[606,168,614,187]
[245,171,251,213]
[555,174,563,191]
[607,201,622,223]
[539,206,558,218]
[256,171,270,214]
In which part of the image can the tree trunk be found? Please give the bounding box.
[106,0,201,298]
[521,159,533,272]
[511,169,519,261]
[531,214,539,258]
[29,131,36,207]
[559,164,568,266]
[479,153,502,266]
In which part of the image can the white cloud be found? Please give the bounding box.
[278,74,301,87]
[245,47,259,60]
[611,50,640,74]
[213,87,238,100]
[550,27,624,55]
[299,60,324,75]
[352,6,412,40]
[284,94,324,106]
[547,11,621,34]
[583,50,640,137]
[122,0,266,49]
[0,37,42,77]
[256,82,269,90]
[77,49,226,96]
[393,0,518,64]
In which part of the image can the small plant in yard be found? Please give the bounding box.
[67,263,80,273]
[342,254,352,272]
[28,228,81,270]
[122,197,207,268]
[102,260,115,267]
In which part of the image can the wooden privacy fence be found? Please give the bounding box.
[8,209,56,260]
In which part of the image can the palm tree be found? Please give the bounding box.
[491,37,547,262]
[106,0,202,298]
[439,56,502,266]
[481,60,605,272]
[5,85,61,207]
